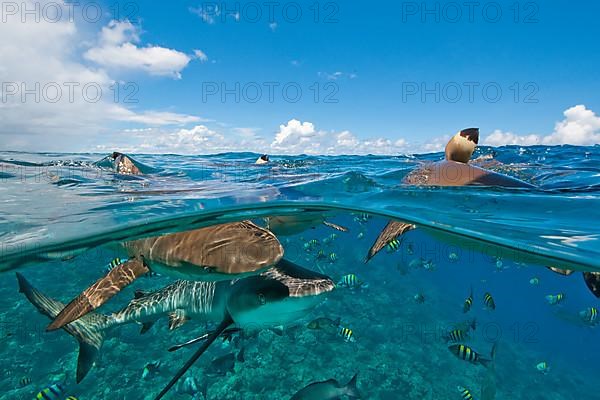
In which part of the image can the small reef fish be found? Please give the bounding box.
[304,239,320,251]
[66,397,78,400]
[307,317,341,331]
[448,343,496,368]
[176,376,200,397]
[356,232,365,239]
[413,293,425,304]
[444,328,469,343]
[463,287,473,313]
[338,326,355,342]
[323,233,338,244]
[316,249,327,260]
[449,252,459,262]
[35,383,67,400]
[545,293,565,305]
[19,376,32,387]
[529,277,540,285]
[354,213,371,223]
[422,259,435,271]
[536,361,550,374]
[206,350,244,377]
[328,252,339,263]
[142,360,161,379]
[457,385,475,400]
[337,274,367,289]
[386,238,401,252]
[483,292,496,310]
[453,318,477,333]
[579,307,599,325]
[291,373,360,400]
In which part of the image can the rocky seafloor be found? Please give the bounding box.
[1,217,598,400]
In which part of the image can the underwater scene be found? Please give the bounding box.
[1,144,600,400]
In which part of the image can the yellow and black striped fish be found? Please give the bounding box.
[463,287,473,313]
[448,344,495,367]
[338,326,355,342]
[483,292,496,310]
[457,386,474,400]
[18,376,31,387]
[446,329,467,343]
[66,397,79,400]
[329,252,338,263]
[316,249,326,259]
[580,307,599,324]
[35,383,65,400]
[108,257,124,269]
[337,274,363,288]
[386,239,400,252]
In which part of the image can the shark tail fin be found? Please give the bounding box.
[344,373,361,399]
[16,273,107,383]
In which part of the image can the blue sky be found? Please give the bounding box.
[2,0,599,153]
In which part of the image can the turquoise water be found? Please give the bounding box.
[1,146,599,399]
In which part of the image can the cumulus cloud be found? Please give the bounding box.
[270,119,409,155]
[84,20,193,79]
[484,105,600,146]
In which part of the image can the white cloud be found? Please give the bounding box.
[484,105,600,146]
[0,2,201,151]
[270,119,409,155]
[318,71,358,81]
[84,20,193,79]
[193,49,209,62]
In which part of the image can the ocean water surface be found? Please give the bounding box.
[1,145,599,400]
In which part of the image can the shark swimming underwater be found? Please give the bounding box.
[17,259,335,397]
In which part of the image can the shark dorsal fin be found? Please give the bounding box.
[445,128,479,163]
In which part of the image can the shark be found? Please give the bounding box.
[17,259,335,398]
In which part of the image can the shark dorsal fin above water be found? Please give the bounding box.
[445,128,479,163]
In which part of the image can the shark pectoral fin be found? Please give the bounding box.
[322,221,349,232]
[47,257,150,331]
[140,321,156,335]
[154,314,234,400]
[168,310,189,330]
[365,220,415,263]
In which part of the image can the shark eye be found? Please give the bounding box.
[258,293,266,305]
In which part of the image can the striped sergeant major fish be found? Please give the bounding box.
[338,326,355,342]
[448,343,496,368]
[35,383,66,400]
[386,239,401,252]
[457,385,475,400]
[483,292,495,310]
[444,328,469,343]
[463,287,473,313]
[579,307,599,325]
[337,274,367,289]
[545,293,565,305]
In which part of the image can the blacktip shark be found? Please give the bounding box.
[17,259,335,398]
[47,220,284,331]
[404,128,534,187]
